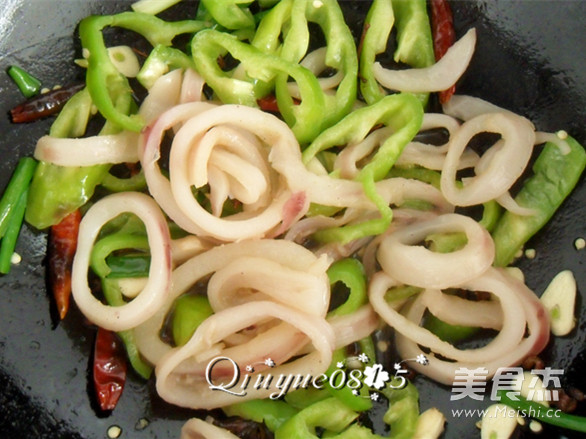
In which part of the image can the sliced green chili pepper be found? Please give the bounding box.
[479,200,502,232]
[359,0,394,105]
[274,397,378,439]
[136,44,197,89]
[387,165,441,188]
[285,386,330,410]
[105,254,151,278]
[391,0,435,105]
[304,93,423,243]
[278,0,357,129]
[223,399,298,432]
[327,258,367,318]
[172,294,214,346]
[80,12,207,132]
[192,28,325,144]
[101,169,147,193]
[381,380,420,439]
[200,0,254,30]
[325,259,372,410]
[101,278,153,379]
[90,234,149,278]
[253,0,357,129]
[385,284,422,303]
[492,137,586,267]
[25,88,102,230]
[7,65,42,98]
[424,313,478,344]
[392,0,435,69]
[425,232,467,253]
[497,390,586,433]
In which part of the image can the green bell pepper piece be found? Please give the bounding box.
[381,380,420,439]
[223,399,298,432]
[391,0,435,105]
[172,294,214,346]
[327,258,367,318]
[191,28,325,144]
[392,0,435,68]
[24,88,110,230]
[359,0,394,105]
[253,0,357,130]
[90,233,149,278]
[325,259,372,411]
[275,397,378,439]
[479,200,502,233]
[303,93,423,243]
[100,169,147,193]
[200,0,255,30]
[492,137,586,267]
[278,0,357,129]
[101,278,153,379]
[80,12,206,132]
[137,44,197,89]
[424,313,478,344]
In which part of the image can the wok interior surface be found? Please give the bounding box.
[0,1,584,438]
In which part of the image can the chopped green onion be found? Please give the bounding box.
[0,189,28,274]
[7,65,42,98]
[497,390,586,433]
[0,158,38,239]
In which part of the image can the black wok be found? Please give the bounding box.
[0,1,584,438]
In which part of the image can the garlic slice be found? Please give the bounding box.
[540,270,577,336]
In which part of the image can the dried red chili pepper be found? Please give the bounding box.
[48,209,81,320]
[93,328,127,411]
[257,94,300,114]
[430,0,456,104]
[10,83,84,123]
[257,94,281,113]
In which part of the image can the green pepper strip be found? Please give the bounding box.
[172,294,214,346]
[105,254,151,278]
[7,65,42,98]
[479,200,502,233]
[101,169,147,193]
[24,86,127,230]
[327,258,367,318]
[90,228,152,379]
[252,0,293,55]
[303,93,423,243]
[492,137,586,267]
[101,278,153,379]
[359,0,394,105]
[80,12,207,132]
[136,44,197,90]
[201,0,255,30]
[223,399,299,432]
[274,0,357,130]
[324,259,372,411]
[191,29,325,144]
[380,380,420,439]
[275,397,378,439]
[387,165,440,188]
[391,0,435,105]
[423,313,477,344]
[90,234,149,278]
[253,0,358,129]
[497,390,586,433]
[0,189,29,274]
